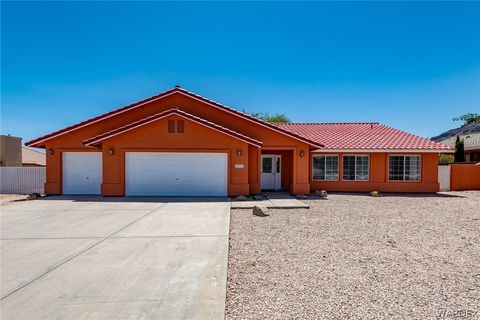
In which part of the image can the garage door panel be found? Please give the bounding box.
[62,153,102,195]
[125,153,227,196]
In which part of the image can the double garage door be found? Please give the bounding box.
[62,152,228,196]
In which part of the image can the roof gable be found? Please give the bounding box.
[83,108,263,148]
[26,86,322,148]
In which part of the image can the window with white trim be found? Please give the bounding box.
[342,155,369,181]
[389,155,421,181]
[312,155,338,181]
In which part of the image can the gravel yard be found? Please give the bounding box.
[226,192,480,320]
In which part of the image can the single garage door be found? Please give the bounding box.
[125,152,228,196]
[62,152,102,194]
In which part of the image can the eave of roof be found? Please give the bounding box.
[83,108,263,148]
[26,86,323,148]
[275,122,454,152]
[312,149,455,153]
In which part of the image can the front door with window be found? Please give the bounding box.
[261,155,281,190]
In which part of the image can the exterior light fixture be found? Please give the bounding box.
[108,148,114,156]
[47,149,54,156]
[299,150,305,158]
[236,149,242,157]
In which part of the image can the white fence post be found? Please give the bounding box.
[0,167,46,194]
[438,165,451,192]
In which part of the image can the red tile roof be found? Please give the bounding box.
[83,108,263,148]
[275,122,454,151]
[26,86,322,148]
[24,86,452,152]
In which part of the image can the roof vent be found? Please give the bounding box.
[174,85,181,88]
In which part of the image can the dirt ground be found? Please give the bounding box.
[0,194,28,206]
[226,192,480,320]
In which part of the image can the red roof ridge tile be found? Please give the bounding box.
[173,87,323,147]
[27,86,323,148]
[26,87,179,146]
[378,123,439,144]
[83,108,263,147]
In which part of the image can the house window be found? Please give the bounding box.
[342,155,369,181]
[177,120,185,133]
[389,155,421,181]
[262,157,272,173]
[312,155,338,181]
[167,120,185,133]
[167,120,175,133]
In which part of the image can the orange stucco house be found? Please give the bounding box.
[26,86,453,196]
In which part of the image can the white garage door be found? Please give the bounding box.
[62,152,102,194]
[125,152,228,196]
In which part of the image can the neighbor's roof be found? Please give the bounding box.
[25,86,322,148]
[275,122,454,152]
[22,147,46,166]
[83,108,263,148]
[438,132,480,151]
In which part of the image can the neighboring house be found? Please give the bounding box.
[26,86,453,196]
[0,135,46,167]
[436,133,480,163]
[22,147,47,167]
[431,122,480,163]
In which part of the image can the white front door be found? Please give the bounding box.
[125,152,228,196]
[62,152,102,195]
[261,155,281,190]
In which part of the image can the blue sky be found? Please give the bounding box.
[2,1,479,145]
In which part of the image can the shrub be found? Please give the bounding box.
[438,153,454,165]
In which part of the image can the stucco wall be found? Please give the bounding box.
[309,152,439,193]
[100,115,251,196]
[0,135,22,167]
[450,163,480,191]
[42,92,312,196]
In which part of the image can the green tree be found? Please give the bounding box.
[454,136,465,162]
[247,111,291,123]
[452,113,480,126]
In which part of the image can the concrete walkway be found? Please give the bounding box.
[230,192,309,209]
[1,196,230,320]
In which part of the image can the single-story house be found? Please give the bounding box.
[26,86,453,196]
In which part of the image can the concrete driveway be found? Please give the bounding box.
[1,196,230,320]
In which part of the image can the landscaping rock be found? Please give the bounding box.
[315,190,328,198]
[246,261,257,267]
[253,194,262,201]
[236,195,248,201]
[370,191,382,197]
[253,205,270,217]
